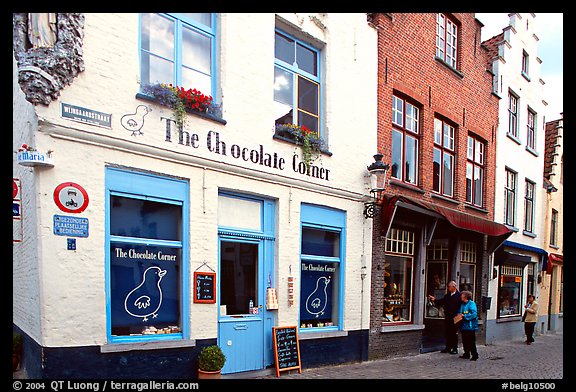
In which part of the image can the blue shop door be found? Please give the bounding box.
[218,240,264,374]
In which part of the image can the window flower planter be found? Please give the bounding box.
[274,123,327,166]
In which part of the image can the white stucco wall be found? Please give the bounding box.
[15,13,378,347]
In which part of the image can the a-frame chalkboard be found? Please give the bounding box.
[272,326,302,377]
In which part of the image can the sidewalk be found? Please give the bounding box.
[254,332,563,380]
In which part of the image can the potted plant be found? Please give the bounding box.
[274,123,327,166]
[13,332,22,372]
[197,345,226,379]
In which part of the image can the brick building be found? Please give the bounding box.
[367,13,512,359]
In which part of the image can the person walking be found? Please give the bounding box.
[456,290,479,361]
[428,280,461,354]
[523,294,539,345]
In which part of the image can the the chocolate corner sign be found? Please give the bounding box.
[53,182,89,213]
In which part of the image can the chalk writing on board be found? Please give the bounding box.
[194,272,216,303]
[273,326,301,377]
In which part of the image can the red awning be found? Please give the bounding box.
[547,253,563,274]
[381,195,513,253]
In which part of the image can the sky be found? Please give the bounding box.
[475,13,563,122]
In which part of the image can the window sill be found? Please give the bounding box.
[506,132,522,145]
[389,179,425,194]
[434,56,464,79]
[381,324,425,333]
[526,146,539,157]
[491,91,502,100]
[549,244,560,250]
[135,93,227,125]
[521,71,531,82]
[522,230,537,238]
[298,329,347,340]
[505,225,519,232]
[272,133,333,156]
[464,203,488,214]
[431,192,459,205]
[100,338,196,353]
[496,316,522,323]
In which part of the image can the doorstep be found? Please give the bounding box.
[221,367,276,379]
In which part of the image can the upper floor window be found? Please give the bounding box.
[436,13,458,69]
[504,168,517,227]
[140,13,215,97]
[391,95,420,185]
[524,179,535,234]
[274,30,321,136]
[522,50,530,78]
[527,109,536,151]
[550,209,558,247]
[466,135,485,207]
[508,92,519,139]
[433,118,455,197]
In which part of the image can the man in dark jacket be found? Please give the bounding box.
[428,280,462,354]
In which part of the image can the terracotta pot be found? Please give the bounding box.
[197,369,221,379]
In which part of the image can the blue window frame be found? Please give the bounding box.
[105,167,189,343]
[139,13,216,97]
[299,204,345,331]
[274,30,322,137]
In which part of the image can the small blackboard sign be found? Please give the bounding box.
[193,272,216,304]
[272,326,302,377]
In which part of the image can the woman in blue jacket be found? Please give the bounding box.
[456,290,479,361]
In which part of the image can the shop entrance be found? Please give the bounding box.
[216,193,275,374]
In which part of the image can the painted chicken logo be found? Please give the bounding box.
[124,266,166,322]
[305,276,331,318]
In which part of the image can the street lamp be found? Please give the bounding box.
[363,153,390,219]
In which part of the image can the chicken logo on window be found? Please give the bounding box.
[305,276,331,318]
[124,266,167,322]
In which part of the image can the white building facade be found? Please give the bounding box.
[13,13,378,378]
[484,13,548,344]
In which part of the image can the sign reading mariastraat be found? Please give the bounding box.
[161,117,331,181]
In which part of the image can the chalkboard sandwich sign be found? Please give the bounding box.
[193,271,216,304]
[272,326,302,377]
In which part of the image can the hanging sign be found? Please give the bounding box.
[193,271,216,303]
[17,150,54,167]
[53,182,89,213]
[272,326,302,377]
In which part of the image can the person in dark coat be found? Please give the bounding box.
[428,280,462,354]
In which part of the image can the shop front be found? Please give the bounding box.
[369,195,512,359]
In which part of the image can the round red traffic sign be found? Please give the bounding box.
[53,182,89,213]
[13,180,18,199]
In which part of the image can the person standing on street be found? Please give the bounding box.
[428,280,461,354]
[523,294,539,345]
[456,290,479,361]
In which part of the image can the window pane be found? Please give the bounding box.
[433,148,441,192]
[141,53,174,86]
[383,255,413,323]
[391,130,403,179]
[298,111,319,134]
[298,76,319,115]
[220,242,258,315]
[498,273,522,317]
[467,136,474,160]
[110,243,181,336]
[434,119,442,145]
[141,13,174,60]
[296,43,317,76]
[405,135,417,184]
[218,195,261,231]
[392,96,403,127]
[300,261,339,327]
[459,264,476,298]
[442,152,453,196]
[274,66,294,125]
[110,196,182,241]
[182,26,211,76]
[443,123,454,150]
[425,261,448,319]
[474,166,483,206]
[181,67,211,96]
[275,32,295,64]
[406,104,419,133]
[181,13,211,28]
[301,227,340,258]
[466,163,473,203]
[475,140,484,164]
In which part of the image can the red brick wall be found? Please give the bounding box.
[374,13,499,219]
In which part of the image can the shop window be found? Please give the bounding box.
[140,13,215,97]
[299,205,345,330]
[106,168,189,342]
[383,228,415,323]
[459,241,477,299]
[498,264,523,318]
[274,30,321,136]
[425,240,448,319]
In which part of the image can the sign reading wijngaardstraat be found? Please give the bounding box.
[62,103,112,128]
[161,117,331,181]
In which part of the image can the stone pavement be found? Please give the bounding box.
[253,332,563,380]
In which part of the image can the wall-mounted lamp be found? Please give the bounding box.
[363,153,390,219]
